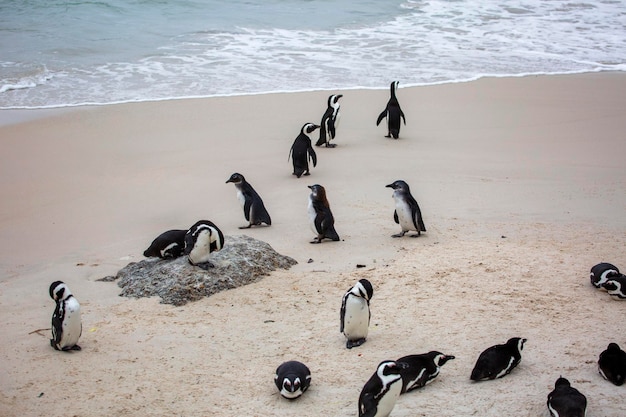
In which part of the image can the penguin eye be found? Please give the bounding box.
[284,380,291,388]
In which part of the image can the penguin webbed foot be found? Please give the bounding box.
[326,143,336,148]
[410,232,422,238]
[196,262,215,270]
[238,224,252,229]
[50,339,60,350]
[346,338,366,349]
[66,344,82,351]
[392,231,406,238]
[310,238,322,244]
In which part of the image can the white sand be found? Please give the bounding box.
[0,72,625,416]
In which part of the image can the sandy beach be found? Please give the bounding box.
[1,72,625,416]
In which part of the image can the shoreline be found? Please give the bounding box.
[1,72,625,416]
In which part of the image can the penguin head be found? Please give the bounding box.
[308,184,327,202]
[279,375,303,399]
[390,81,400,95]
[554,376,571,388]
[507,337,527,352]
[431,351,456,366]
[603,279,623,294]
[607,342,622,352]
[377,360,409,380]
[354,279,374,301]
[328,94,343,107]
[386,180,410,193]
[49,281,72,301]
[301,123,320,135]
[226,172,245,184]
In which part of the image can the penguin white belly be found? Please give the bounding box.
[308,199,318,235]
[394,199,415,232]
[343,296,369,339]
[61,298,81,348]
[376,381,402,417]
[188,232,212,264]
[236,189,246,209]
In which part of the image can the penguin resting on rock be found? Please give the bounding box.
[184,220,225,269]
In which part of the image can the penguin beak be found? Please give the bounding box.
[308,185,313,190]
[385,183,394,189]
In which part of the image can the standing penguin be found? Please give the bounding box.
[49,281,82,351]
[184,220,225,269]
[358,360,408,417]
[397,351,456,393]
[307,184,340,243]
[602,274,626,299]
[274,360,312,399]
[340,279,373,349]
[590,262,621,288]
[316,94,342,147]
[470,337,526,381]
[386,180,426,238]
[547,376,587,417]
[289,123,319,177]
[143,229,187,259]
[598,342,626,386]
[376,81,406,139]
[226,172,272,229]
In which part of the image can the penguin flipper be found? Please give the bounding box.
[243,198,252,222]
[51,305,63,345]
[316,123,327,146]
[328,120,336,140]
[339,295,347,333]
[309,146,317,167]
[401,109,406,125]
[393,210,399,224]
[376,110,387,126]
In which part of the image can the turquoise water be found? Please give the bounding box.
[1,0,625,108]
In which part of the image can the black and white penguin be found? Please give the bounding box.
[274,360,312,400]
[49,281,82,351]
[386,180,426,238]
[547,376,587,417]
[602,274,626,299]
[226,172,272,229]
[289,123,319,178]
[184,220,225,269]
[590,262,620,288]
[598,342,626,386]
[397,351,456,393]
[307,184,340,243]
[470,337,526,381]
[340,278,373,349]
[376,81,406,139]
[143,229,187,259]
[316,94,342,147]
[358,360,408,417]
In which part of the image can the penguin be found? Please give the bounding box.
[289,123,319,178]
[49,281,82,351]
[307,184,340,243]
[396,351,456,393]
[385,180,426,238]
[376,81,406,139]
[590,262,620,288]
[316,94,342,147]
[358,360,408,417]
[143,229,187,259]
[340,279,373,349]
[274,360,312,400]
[226,172,272,229]
[184,220,225,269]
[547,376,587,417]
[602,274,626,299]
[470,337,526,381]
[598,342,626,386]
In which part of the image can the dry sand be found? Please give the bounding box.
[0,72,625,416]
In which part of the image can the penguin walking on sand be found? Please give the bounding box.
[602,274,626,299]
[340,279,373,349]
[143,229,187,259]
[289,123,319,177]
[547,376,587,417]
[590,262,621,288]
[397,351,455,393]
[274,360,311,399]
[307,184,340,243]
[316,94,342,147]
[386,180,426,238]
[359,360,408,417]
[376,81,406,139]
[184,220,225,269]
[598,342,626,386]
[49,281,82,351]
[470,337,526,381]
[226,172,271,229]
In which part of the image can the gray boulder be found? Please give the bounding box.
[101,235,297,306]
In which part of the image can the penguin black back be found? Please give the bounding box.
[470,337,526,381]
[316,94,342,147]
[226,172,272,228]
[289,123,319,178]
[376,81,406,139]
[397,351,455,393]
[143,229,187,259]
[598,342,626,386]
[547,376,587,417]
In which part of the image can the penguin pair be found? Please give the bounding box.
[589,262,626,299]
[376,81,406,139]
[226,172,271,229]
[274,360,311,400]
[49,281,82,352]
[598,342,626,386]
[470,337,526,381]
[547,376,587,417]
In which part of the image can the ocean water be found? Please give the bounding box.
[1,0,625,109]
